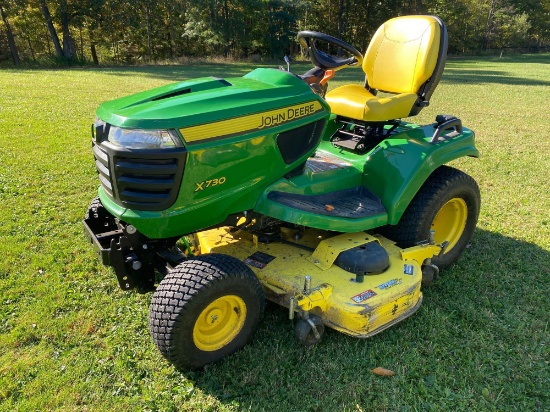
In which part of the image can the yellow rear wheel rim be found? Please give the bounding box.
[193,295,247,352]
[431,198,468,253]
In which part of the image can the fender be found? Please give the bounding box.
[361,124,479,224]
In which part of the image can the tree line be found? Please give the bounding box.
[0,0,548,66]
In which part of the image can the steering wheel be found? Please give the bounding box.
[297,31,363,71]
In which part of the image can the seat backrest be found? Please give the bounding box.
[363,15,447,105]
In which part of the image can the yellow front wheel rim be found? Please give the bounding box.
[431,198,468,253]
[193,295,247,352]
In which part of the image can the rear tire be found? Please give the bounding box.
[148,254,265,370]
[379,166,480,270]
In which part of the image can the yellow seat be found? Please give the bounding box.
[326,15,448,122]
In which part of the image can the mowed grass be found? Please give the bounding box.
[0,55,549,411]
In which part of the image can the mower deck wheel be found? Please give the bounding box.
[148,254,265,370]
[295,314,325,345]
[421,263,440,287]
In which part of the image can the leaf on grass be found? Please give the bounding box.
[370,367,396,377]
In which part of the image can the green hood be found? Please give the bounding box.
[96,68,319,130]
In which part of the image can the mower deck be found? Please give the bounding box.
[194,227,441,338]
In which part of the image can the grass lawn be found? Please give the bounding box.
[0,54,549,411]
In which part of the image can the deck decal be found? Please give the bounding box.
[351,289,377,303]
[404,264,414,275]
[377,278,402,290]
[244,251,276,269]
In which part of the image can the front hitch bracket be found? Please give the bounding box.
[83,210,183,292]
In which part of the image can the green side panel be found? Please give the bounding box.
[359,124,478,224]
[254,120,478,230]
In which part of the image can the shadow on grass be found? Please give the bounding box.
[176,228,549,410]
[89,62,367,84]
[442,68,550,86]
[93,63,255,81]
[2,53,547,89]
[449,53,550,65]
[91,56,550,91]
[85,53,548,89]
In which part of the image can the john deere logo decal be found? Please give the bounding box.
[258,103,318,129]
[180,101,324,143]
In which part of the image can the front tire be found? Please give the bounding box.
[148,254,265,370]
[380,166,480,270]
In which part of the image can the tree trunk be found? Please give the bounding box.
[79,27,84,60]
[59,0,75,62]
[208,0,219,54]
[39,0,63,58]
[43,21,52,54]
[27,37,36,62]
[364,0,373,37]
[337,0,347,56]
[145,4,152,62]
[90,42,99,65]
[482,0,498,50]
[167,11,175,59]
[338,0,345,39]
[0,5,20,65]
[223,0,230,57]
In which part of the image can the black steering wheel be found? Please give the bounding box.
[297,31,363,71]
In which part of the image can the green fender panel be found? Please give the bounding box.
[254,121,478,231]
[359,125,478,224]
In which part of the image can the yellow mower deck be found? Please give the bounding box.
[194,227,442,338]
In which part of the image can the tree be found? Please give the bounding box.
[0,0,548,65]
[38,0,63,57]
[58,0,77,61]
[0,1,20,65]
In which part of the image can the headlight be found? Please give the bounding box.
[107,126,183,149]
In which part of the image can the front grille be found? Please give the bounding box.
[92,141,187,211]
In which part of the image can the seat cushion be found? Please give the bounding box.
[326,84,418,121]
[364,16,441,94]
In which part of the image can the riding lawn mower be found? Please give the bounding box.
[84,15,481,370]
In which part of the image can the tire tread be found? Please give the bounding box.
[148,254,264,369]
